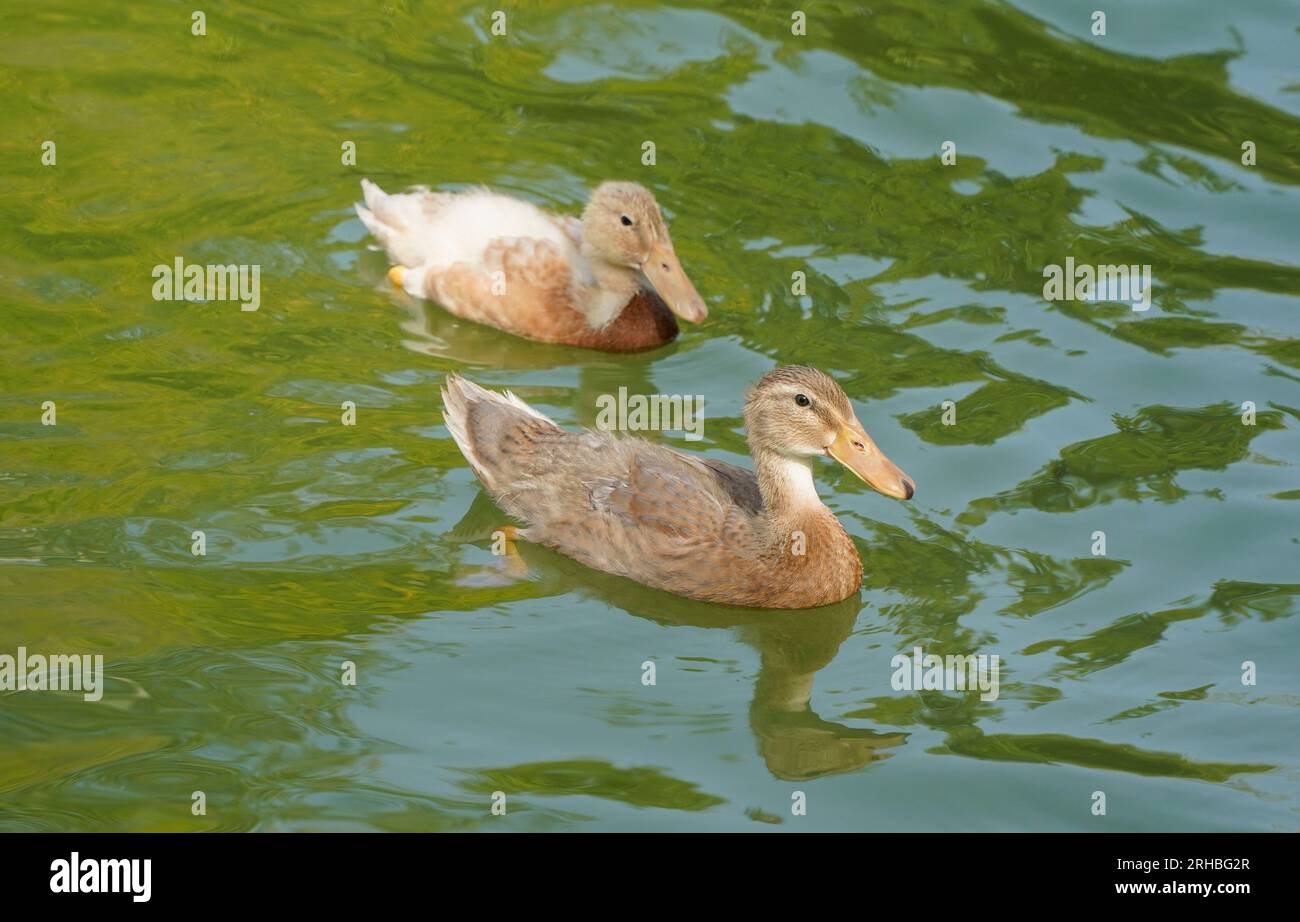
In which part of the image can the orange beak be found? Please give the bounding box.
[827,422,915,500]
[641,241,707,323]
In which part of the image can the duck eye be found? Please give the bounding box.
[794,394,811,407]
[620,215,633,226]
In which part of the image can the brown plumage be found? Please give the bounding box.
[441,366,915,609]
[356,180,706,352]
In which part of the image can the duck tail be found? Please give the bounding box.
[354,178,397,250]
[440,374,559,495]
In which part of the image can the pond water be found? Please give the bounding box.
[1,0,1297,831]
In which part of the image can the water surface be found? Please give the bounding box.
[1,0,1298,831]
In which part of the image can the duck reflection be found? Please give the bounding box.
[450,492,907,780]
[398,289,674,435]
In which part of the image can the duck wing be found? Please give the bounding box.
[670,452,763,515]
[441,376,766,596]
[419,236,585,342]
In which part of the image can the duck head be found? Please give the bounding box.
[744,365,915,501]
[581,181,708,324]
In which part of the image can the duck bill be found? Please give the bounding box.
[641,242,707,323]
[827,423,915,500]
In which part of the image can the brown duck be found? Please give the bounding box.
[356,180,707,351]
[441,366,915,608]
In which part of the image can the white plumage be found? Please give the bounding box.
[355,179,579,276]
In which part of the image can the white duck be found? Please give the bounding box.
[355,179,707,351]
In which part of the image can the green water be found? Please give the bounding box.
[2,0,1298,832]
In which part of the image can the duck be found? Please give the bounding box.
[441,365,915,609]
[355,179,707,351]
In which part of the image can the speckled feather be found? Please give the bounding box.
[441,373,866,608]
